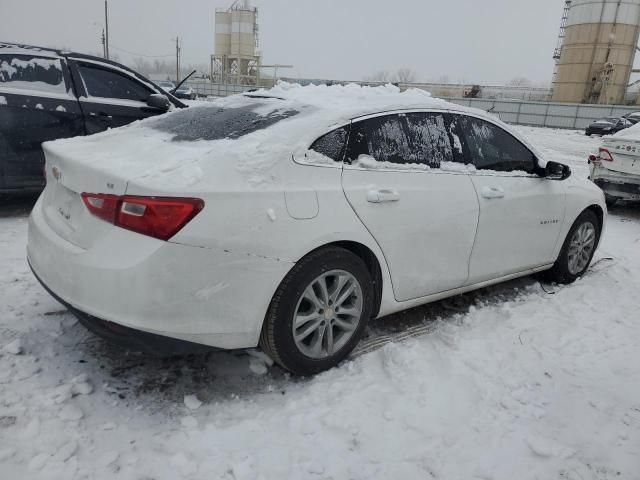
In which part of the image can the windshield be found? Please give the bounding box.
[151,102,300,141]
[158,81,174,88]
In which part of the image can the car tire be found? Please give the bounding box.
[543,210,601,284]
[259,246,374,375]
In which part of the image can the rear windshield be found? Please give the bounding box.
[151,102,299,141]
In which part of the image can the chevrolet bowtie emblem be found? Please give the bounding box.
[52,166,61,181]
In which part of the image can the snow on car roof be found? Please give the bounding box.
[42,83,501,191]
[612,121,640,141]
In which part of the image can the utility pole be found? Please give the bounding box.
[101,29,107,58]
[104,0,110,60]
[175,37,181,83]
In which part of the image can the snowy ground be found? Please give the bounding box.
[1,126,640,480]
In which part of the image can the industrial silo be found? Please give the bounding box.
[212,0,260,85]
[552,0,640,104]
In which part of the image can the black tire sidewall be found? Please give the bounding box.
[265,248,373,375]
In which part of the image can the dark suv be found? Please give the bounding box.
[0,42,186,194]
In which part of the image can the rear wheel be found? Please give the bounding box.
[544,210,600,284]
[260,247,373,375]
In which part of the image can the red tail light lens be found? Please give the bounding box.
[598,148,613,161]
[81,193,120,223]
[81,193,204,241]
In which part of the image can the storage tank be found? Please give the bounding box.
[213,2,260,85]
[215,8,257,58]
[552,0,640,104]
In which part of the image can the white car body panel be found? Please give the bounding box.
[342,163,479,301]
[467,173,566,284]
[27,85,607,351]
[590,124,640,200]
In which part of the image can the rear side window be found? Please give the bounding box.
[404,112,460,167]
[0,54,66,94]
[458,116,536,173]
[78,63,152,101]
[310,126,349,162]
[346,114,412,164]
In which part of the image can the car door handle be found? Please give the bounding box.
[367,189,400,203]
[480,186,505,199]
[90,112,113,120]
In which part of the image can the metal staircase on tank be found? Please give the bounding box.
[551,0,573,94]
[553,0,572,62]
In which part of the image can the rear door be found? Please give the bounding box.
[0,53,84,191]
[68,59,165,134]
[341,111,479,302]
[454,114,566,284]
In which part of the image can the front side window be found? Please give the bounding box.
[310,126,349,162]
[346,114,411,164]
[458,115,536,173]
[78,63,152,101]
[0,54,66,94]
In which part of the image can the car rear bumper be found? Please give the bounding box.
[590,163,640,200]
[30,262,214,356]
[27,195,293,350]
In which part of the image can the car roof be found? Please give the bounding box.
[242,83,493,125]
[1,41,151,84]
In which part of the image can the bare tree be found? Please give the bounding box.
[507,77,532,87]
[394,68,417,84]
[365,70,391,83]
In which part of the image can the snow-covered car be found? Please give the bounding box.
[589,122,640,206]
[27,84,607,375]
[157,81,175,92]
[174,86,197,100]
[623,111,640,125]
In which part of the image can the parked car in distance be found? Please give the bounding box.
[623,111,640,125]
[174,85,197,100]
[0,42,186,194]
[28,85,606,375]
[589,122,640,206]
[585,116,632,136]
[157,80,176,92]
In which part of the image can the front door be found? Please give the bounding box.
[341,112,479,302]
[70,60,165,135]
[454,114,566,284]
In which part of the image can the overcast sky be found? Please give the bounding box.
[0,0,565,85]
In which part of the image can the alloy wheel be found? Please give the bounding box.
[292,270,364,359]
[567,222,596,275]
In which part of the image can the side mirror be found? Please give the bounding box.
[545,160,571,180]
[146,94,170,112]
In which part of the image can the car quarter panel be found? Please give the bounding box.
[28,194,293,349]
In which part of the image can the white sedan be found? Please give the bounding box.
[27,84,606,375]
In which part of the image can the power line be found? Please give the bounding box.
[108,44,174,59]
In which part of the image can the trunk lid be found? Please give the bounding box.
[602,136,640,176]
[41,142,129,249]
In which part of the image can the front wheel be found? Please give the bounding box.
[260,247,373,375]
[544,210,601,284]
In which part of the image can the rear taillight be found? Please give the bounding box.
[598,147,614,162]
[81,193,204,241]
